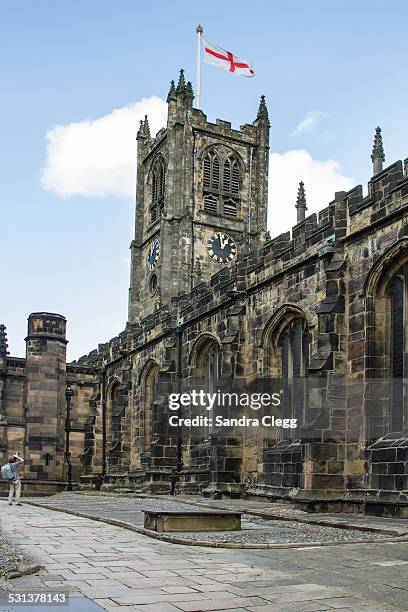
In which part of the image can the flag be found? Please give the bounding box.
[203,38,255,77]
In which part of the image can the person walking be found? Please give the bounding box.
[8,452,24,506]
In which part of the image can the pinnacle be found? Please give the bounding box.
[176,69,186,94]
[296,181,307,205]
[136,119,144,140]
[185,81,194,98]
[143,115,151,139]
[295,181,308,223]
[371,126,385,161]
[256,94,269,124]
[167,79,176,102]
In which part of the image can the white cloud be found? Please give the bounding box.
[41,100,354,239]
[268,149,354,236]
[293,110,325,136]
[41,97,168,199]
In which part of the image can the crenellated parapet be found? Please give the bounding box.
[33,152,408,377]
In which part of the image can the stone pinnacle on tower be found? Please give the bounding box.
[0,324,9,357]
[176,69,186,95]
[185,81,194,100]
[143,115,151,139]
[295,181,308,224]
[256,94,270,125]
[167,79,176,102]
[136,119,144,140]
[371,126,385,175]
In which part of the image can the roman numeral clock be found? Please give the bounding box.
[206,232,237,264]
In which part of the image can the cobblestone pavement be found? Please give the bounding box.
[1,500,408,611]
[23,494,400,545]
[0,528,31,578]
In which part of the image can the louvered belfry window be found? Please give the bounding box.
[221,156,240,217]
[151,157,165,224]
[223,156,240,195]
[202,150,240,217]
[203,151,220,214]
[203,194,218,215]
[223,198,237,219]
[203,151,220,191]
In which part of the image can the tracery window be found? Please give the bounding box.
[204,344,220,397]
[142,364,159,450]
[387,268,407,431]
[110,382,122,446]
[202,150,240,217]
[107,381,123,470]
[278,318,309,437]
[190,337,221,438]
[151,157,165,223]
[203,344,220,436]
[366,252,408,440]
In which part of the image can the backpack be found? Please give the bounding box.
[1,463,14,481]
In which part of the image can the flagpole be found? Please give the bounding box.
[196,25,203,109]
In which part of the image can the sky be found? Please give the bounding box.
[1,0,408,361]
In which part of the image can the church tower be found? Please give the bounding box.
[128,70,270,323]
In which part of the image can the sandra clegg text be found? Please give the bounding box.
[168,391,298,429]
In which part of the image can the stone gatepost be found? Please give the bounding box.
[24,312,68,495]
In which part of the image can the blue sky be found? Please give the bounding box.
[1,0,408,360]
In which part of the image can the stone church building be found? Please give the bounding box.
[1,71,408,516]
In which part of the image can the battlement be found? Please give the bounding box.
[69,152,408,369]
[143,112,258,165]
[191,109,259,144]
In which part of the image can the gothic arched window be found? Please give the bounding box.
[110,383,122,445]
[107,381,123,469]
[278,318,309,437]
[151,157,165,224]
[366,250,408,440]
[202,150,240,218]
[387,270,406,432]
[203,344,220,437]
[190,337,221,438]
[142,363,159,451]
[204,344,220,396]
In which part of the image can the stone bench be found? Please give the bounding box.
[144,510,242,533]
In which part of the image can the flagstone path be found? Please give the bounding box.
[1,499,408,610]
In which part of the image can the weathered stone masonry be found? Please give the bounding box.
[1,72,408,517]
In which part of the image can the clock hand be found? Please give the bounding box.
[219,235,228,249]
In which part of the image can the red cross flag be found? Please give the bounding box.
[203,38,255,77]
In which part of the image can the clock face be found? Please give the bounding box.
[206,232,237,264]
[148,239,160,270]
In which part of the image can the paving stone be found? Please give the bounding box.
[135,604,185,611]
[319,597,377,608]
[247,604,330,612]
[174,596,271,611]
[0,502,405,612]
